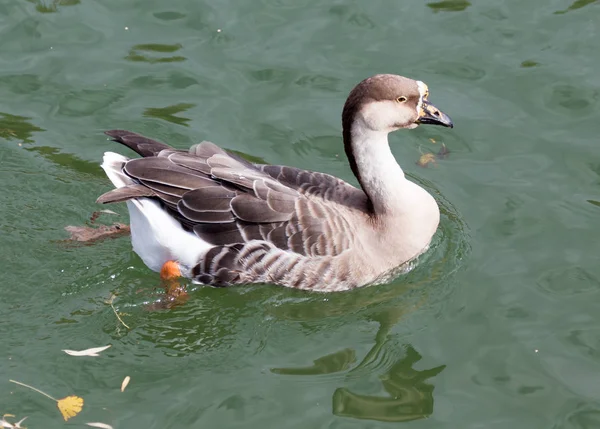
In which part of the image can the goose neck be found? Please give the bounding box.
[344,121,410,216]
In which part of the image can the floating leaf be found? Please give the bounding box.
[9,380,83,422]
[0,415,26,429]
[86,423,113,429]
[13,417,26,428]
[121,376,131,392]
[57,395,84,421]
[62,345,111,356]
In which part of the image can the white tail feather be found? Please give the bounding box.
[100,152,132,188]
[100,152,212,273]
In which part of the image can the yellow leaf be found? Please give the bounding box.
[416,153,437,168]
[57,395,84,421]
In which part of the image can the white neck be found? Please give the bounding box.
[350,122,411,215]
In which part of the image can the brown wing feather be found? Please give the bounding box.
[105,130,173,157]
[101,131,363,277]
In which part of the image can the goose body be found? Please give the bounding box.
[98,74,453,291]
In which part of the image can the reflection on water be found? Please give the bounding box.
[558,403,600,428]
[57,89,123,118]
[426,0,471,12]
[335,308,446,422]
[261,182,465,421]
[328,5,376,29]
[521,60,541,68]
[0,74,42,95]
[153,11,187,21]
[25,146,103,178]
[271,348,356,375]
[27,0,80,14]
[143,103,196,126]
[270,306,446,422]
[536,265,600,296]
[0,112,44,144]
[125,44,186,64]
[333,346,445,422]
[554,0,599,14]
[545,84,597,115]
[135,289,245,356]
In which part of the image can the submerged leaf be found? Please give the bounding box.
[437,143,450,159]
[64,223,130,243]
[416,153,437,168]
[57,395,84,421]
[88,209,119,225]
[63,345,111,356]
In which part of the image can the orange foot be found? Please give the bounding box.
[158,260,188,308]
[160,260,182,280]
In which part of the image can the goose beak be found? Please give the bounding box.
[417,100,454,128]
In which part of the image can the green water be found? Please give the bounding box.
[1,0,600,427]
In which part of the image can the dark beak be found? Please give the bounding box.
[417,99,454,128]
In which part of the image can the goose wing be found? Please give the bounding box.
[98,131,367,264]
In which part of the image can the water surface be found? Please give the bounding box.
[1,0,600,427]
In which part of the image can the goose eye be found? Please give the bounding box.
[396,96,407,103]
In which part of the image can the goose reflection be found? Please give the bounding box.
[271,312,446,423]
[332,345,445,422]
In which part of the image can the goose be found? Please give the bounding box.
[97,74,453,292]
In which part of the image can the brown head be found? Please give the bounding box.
[342,74,453,134]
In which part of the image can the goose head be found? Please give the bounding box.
[342,74,453,134]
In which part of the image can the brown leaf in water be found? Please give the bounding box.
[63,210,129,244]
[416,153,437,168]
[64,223,130,243]
[89,209,119,225]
